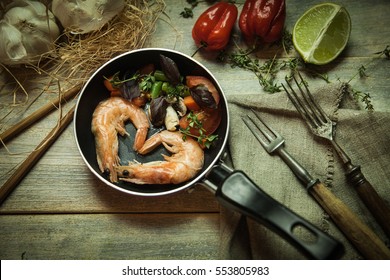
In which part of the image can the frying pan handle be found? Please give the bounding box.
[205,165,344,260]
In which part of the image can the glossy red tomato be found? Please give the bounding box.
[179,107,222,137]
[181,75,222,137]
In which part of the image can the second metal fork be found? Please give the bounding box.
[282,72,390,239]
[242,112,317,190]
[243,111,390,259]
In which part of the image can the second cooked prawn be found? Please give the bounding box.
[116,130,204,184]
[91,96,149,182]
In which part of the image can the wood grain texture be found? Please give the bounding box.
[310,182,390,259]
[0,213,219,259]
[0,0,389,260]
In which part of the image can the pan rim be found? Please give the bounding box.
[74,47,230,196]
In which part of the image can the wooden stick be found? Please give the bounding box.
[0,105,75,205]
[0,84,81,144]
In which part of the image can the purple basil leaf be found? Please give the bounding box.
[159,54,180,85]
[120,80,140,100]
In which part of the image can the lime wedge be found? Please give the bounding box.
[293,3,351,65]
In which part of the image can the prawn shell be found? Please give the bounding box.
[74,48,229,196]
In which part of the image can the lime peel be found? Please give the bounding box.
[293,3,351,65]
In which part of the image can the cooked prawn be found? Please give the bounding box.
[116,130,204,184]
[91,97,149,182]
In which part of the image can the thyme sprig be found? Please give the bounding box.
[351,88,374,111]
[344,45,390,110]
[281,28,294,54]
[219,30,387,110]
[358,65,368,78]
[225,45,282,93]
[374,45,390,59]
[103,71,139,88]
[179,111,218,148]
[180,0,214,18]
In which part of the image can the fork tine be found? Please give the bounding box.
[283,73,330,131]
[250,109,281,140]
[282,81,313,126]
[296,72,329,124]
[242,110,284,153]
[293,75,323,127]
[242,115,270,148]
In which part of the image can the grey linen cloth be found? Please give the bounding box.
[219,82,390,260]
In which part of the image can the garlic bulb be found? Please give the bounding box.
[0,0,60,65]
[52,0,125,34]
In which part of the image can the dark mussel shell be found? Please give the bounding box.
[149,96,169,127]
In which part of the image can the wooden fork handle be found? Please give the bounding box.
[331,140,390,239]
[346,165,390,239]
[309,181,390,259]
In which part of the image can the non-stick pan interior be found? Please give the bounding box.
[74,48,229,196]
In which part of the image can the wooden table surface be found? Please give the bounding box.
[0,0,389,260]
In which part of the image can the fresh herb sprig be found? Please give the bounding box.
[219,30,388,110]
[374,45,390,59]
[281,28,294,54]
[179,111,218,148]
[225,46,282,93]
[103,71,139,88]
[139,74,155,92]
[180,0,210,18]
[344,45,390,111]
[351,88,374,111]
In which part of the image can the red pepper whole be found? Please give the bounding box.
[192,2,238,51]
[239,0,286,43]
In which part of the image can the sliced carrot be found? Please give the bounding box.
[183,95,201,111]
[104,77,117,92]
[131,96,147,107]
[110,89,122,97]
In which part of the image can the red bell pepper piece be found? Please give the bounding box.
[192,2,238,51]
[239,0,286,43]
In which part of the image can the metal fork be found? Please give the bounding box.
[242,111,390,259]
[282,72,390,239]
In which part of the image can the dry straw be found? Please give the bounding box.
[40,0,166,85]
[0,0,165,138]
[0,0,166,203]
[0,0,166,99]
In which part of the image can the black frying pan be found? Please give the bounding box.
[74,48,344,259]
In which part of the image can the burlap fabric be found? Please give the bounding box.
[220,82,390,259]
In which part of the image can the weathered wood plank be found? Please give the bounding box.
[149,0,390,111]
[0,213,220,260]
[0,0,389,260]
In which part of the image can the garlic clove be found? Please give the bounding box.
[0,0,60,65]
[52,0,125,34]
[0,22,27,62]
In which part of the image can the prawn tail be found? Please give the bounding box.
[133,127,149,152]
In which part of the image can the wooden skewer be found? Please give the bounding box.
[0,84,81,144]
[0,105,76,205]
